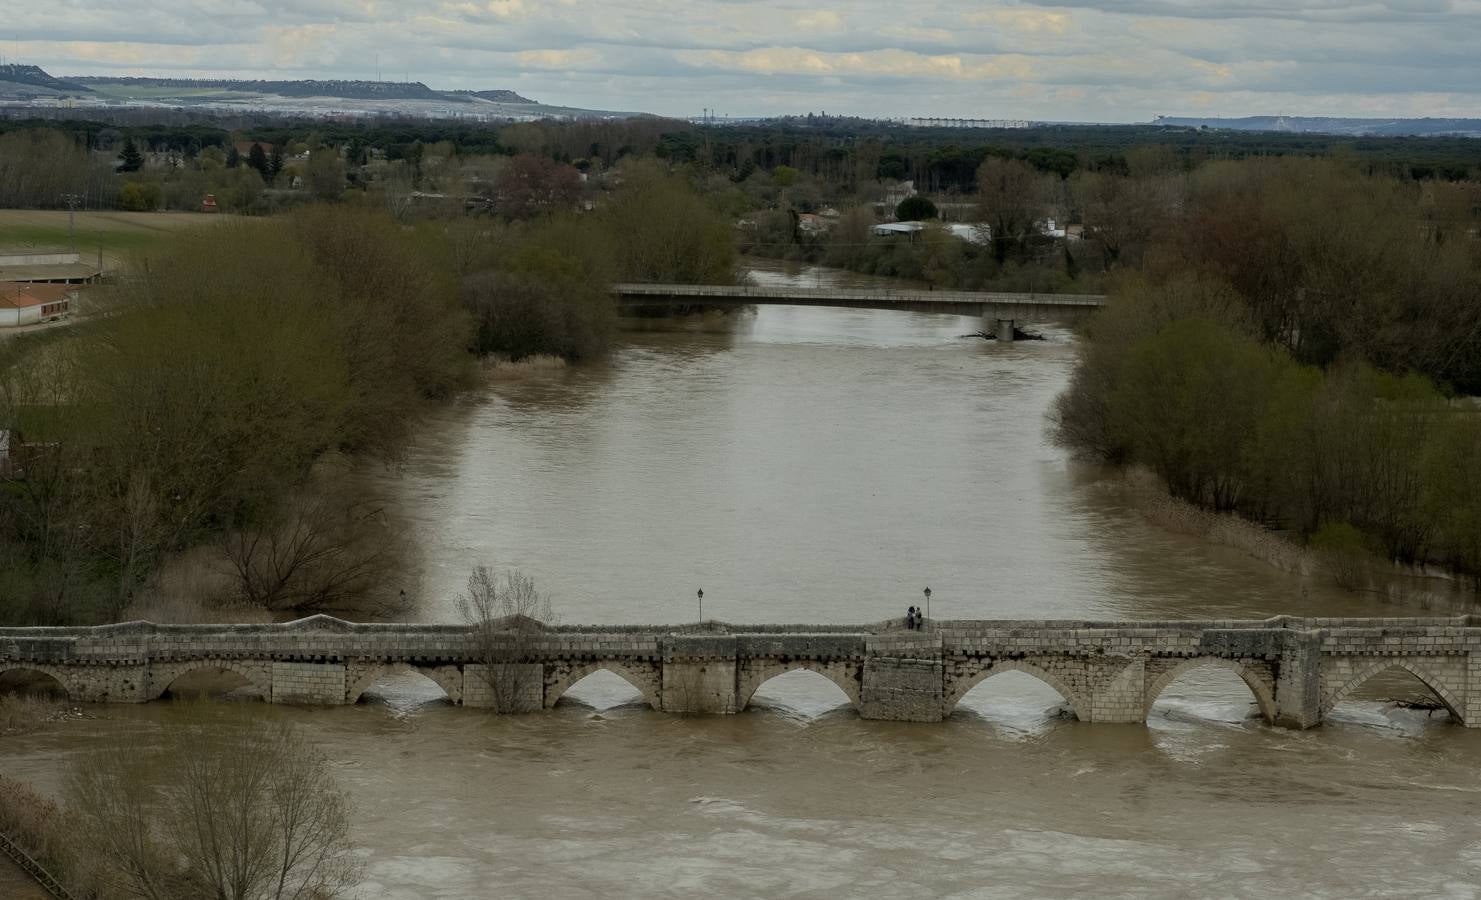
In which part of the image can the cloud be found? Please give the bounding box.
[10,0,1481,120]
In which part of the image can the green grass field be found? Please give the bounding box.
[0,210,228,267]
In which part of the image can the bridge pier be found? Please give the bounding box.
[994,318,1015,343]
[1275,631,1324,728]
[860,657,944,721]
[662,635,739,714]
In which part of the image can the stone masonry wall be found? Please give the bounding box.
[3,615,1480,727]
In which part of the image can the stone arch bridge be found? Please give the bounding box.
[3,615,1480,728]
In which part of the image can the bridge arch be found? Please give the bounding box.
[545,662,660,711]
[150,662,270,701]
[946,660,1088,721]
[0,666,71,699]
[347,663,462,705]
[1324,659,1465,723]
[737,661,860,711]
[1145,658,1276,723]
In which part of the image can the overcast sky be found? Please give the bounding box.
[12,0,1481,120]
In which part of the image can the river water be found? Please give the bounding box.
[4,260,1480,898]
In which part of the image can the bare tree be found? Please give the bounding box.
[66,709,359,900]
[221,478,401,615]
[456,565,557,712]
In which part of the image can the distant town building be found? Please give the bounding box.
[798,213,832,234]
[883,180,917,208]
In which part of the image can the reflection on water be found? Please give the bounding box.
[6,690,1480,900]
[7,272,1480,898]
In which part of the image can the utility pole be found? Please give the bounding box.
[59,193,82,252]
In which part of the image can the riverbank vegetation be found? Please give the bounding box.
[0,162,737,625]
[1053,158,1481,592]
[63,710,357,899]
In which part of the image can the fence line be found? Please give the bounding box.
[0,830,76,900]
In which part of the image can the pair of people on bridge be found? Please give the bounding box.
[905,606,925,630]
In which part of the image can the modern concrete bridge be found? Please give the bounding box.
[3,615,1479,728]
[612,283,1106,341]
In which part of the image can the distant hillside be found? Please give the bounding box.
[1155,115,1481,138]
[0,64,89,94]
[70,76,470,102]
[448,89,538,105]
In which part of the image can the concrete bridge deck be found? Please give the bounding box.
[613,283,1105,339]
[5,615,1480,728]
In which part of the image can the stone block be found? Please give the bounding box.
[1089,657,1145,723]
[464,663,543,712]
[860,657,943,722]
[661,660,737,714]
[1275,632,1322,729]
[271,661,347,705]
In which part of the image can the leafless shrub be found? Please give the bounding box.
[66,708,359,900]
[0,775,68,876]
[221,479,401,615]
[0,693,64,735]
[456,565,557,712]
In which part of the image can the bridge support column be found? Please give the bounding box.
[1274,631,1323,729]
[464,663,542,712]
[661,635,738,714]
[995,318,1015,342]
[1466,654,1481,728]
[661,661,737,714]
[1088,657,1146,723]
[859,657,944,722]
[271,661,347,705]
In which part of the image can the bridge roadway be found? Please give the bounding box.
[612,283,1106,340]
[4,615,1480,728]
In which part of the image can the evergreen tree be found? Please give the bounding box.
[269,145,284,181]
[226,144,241,168]
[118,137,144,173]
[248,142,269,180]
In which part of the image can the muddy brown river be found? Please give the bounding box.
[4,261,1479,898]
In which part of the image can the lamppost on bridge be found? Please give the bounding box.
[923,586,931,625]
[697,588,703,625]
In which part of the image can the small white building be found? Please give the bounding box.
[946,223,990,244]
[0,283,75,327]
[872,221,925,237]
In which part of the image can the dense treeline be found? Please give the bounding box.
[1053,158,1481,589]
[0,209,472,623]
[0,165,737,623]
[2,115,1478,213]
[460,161,737,360]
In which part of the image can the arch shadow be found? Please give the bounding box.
[348,663,458,706]
[738,662,860,711]
[1145,658,1276,724]
[0,667,70,699]
[946,661,1087,721]
[1325,659,1464,723]
[545,662,660,710]
[154,664,269,701]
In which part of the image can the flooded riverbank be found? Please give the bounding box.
[5,264,1478,897]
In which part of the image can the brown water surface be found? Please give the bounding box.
[4,261,1478,898]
